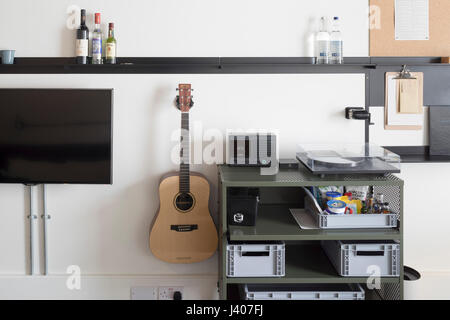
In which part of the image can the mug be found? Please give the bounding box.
[1,50,15,64]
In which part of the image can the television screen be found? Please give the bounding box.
[0,89,113,184]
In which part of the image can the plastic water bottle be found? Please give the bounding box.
[316,17,330,64]
[330,17,344,64]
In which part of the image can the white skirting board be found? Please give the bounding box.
[0,272,449,299]
[0,274,219,300]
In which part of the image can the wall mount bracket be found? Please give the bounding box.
[345,107,374,125]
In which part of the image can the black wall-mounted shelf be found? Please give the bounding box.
[2,57,448,107]
[1,57,448,75]
[385,146,450,163]
[0,57,378,74]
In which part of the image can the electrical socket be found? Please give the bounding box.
[158,286,184,300]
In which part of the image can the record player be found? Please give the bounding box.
[296,144,401,176]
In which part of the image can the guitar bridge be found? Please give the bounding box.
[170,224,198,232]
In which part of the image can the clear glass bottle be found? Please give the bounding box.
[316,17,330,64]
[376,193,384,204]
[373,193,384,213]
[367,192,374,213]
[330,17,344,64]
[92,13,103,64]
[105,23,117,64]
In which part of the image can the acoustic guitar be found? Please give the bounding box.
[150,84,218,263]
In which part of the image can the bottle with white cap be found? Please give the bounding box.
[316,17,330,64]
[330,16,344,64]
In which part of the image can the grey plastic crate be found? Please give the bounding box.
[322,240,400,277]
[304,189,398,229]
[243,284,365,300]
[226,242,285,277]
[317,211,398,229]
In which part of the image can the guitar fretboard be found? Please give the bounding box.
[180,112,190,193]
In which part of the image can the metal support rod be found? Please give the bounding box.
[364,70,371,158]
[42,184,50,275]
[365,70,371,144]
[28,185,37,275]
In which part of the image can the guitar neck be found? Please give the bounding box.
[180,112,190,193]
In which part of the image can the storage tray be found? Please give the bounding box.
[242,284,365,300]
[304,187,398,229]
[226,242,285,278]
[322,240,400,277]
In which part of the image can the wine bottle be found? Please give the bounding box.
[105,23,117,64]
[92,13,103,64]
[75,9,89,64]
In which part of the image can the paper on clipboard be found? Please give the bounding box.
[398,79,421,113]
[385,73,424,130]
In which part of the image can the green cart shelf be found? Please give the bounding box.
[218,165,404,300]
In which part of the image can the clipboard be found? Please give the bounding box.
[384,71,424,130]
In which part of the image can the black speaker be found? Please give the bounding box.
[227,188,260,226]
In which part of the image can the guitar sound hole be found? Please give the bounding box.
[175,193,194,212]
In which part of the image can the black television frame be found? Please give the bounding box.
[0,88,114,185]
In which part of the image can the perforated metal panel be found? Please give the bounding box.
[219,166,404,187]
[373,185,401,221]
[274,171,311,183]
[376,283,401,300]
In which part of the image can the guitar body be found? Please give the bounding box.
[150,84,217,263]
[150,173,218,263]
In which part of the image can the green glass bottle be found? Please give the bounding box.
[105,23,117,64]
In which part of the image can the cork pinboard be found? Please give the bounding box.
[370,0,450,56]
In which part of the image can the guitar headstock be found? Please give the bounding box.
[176,84,194,112]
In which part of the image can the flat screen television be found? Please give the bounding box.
[0,89,113,184]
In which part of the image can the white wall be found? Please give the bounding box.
[0,73,365,297]
[370,107,429,146]
[0,0,449,300]
[399,164,450,272]
[0,0,369,57]
[0,275,219,300]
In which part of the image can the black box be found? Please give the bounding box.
[227,188,260,226]
[430,106,450,156]
[279,158,299,170]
